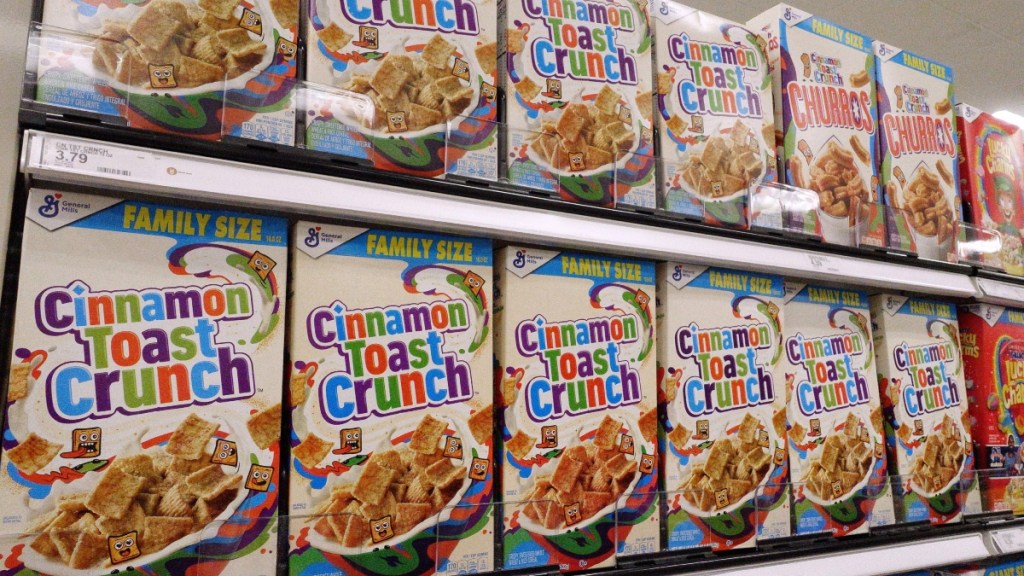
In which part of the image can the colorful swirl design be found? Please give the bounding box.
[588,283,654,362]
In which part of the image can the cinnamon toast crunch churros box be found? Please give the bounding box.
[288,224,494,575]
[497,246,658,570]
[2,189,288,574]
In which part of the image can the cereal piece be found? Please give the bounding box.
[6,433,62,475]
[138,493,162,516]
[738,413,760,444]
[635,90,653,121]
[95,501,145,537]
[657,71,672,95]
[143,515,194,551]
[584,145,614,170]
[395,502,434,534]
[86,467,145,520]
[593,415,621,450]
[294,433,334,469]
[594,85,620,115]
[8,362,31,401]
[475,42,498,75]
[551,456,585,493]
[850,135,870,164]
[703,441,732,481]
[185,465,240,500]
[581,490,613,518]
[849,69,869,87]
[423,459,466,491]
[410,414,448,455]
[506,429,536,460]
[30,533,59,557]
[128,1,184,50]
[247,403,282,450]
[556,103,591,142]
[772,409,788,439]
[507,28,525,53]
[638,407,658,444]
[668,424,692,451]
[422,33,456,69]
[407,103,445,131]
[468,405,492,445]
[516,76,541,101]
[167,414,219,460]
[844,412,860,437]
[934,98,951,115]
[371,57,412,100]
[68,530,108,569]
[603,453,634,481]
[359,490,398,521]
[353,460,400,505]
[269,0,299,29]
[157,484,195,517]
[318,22,353,52]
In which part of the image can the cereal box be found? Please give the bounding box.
[748,5,881,246]
[870,294,979,524]
[653,5,777,228]
[503,0,655,208]
[874,44,959,260]
[959,304,1024,513]
[497,247,658,570]
[657,263,789,550]
[304,0,498,180]
[781,282,894,535]
[956,104,1024,275]
[2,189,288,574]
[37,0,298,143]
[288,224,494,575]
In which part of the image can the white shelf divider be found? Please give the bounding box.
[974,276,1024,307]
[21,129,977,297]
[700,533,990,576]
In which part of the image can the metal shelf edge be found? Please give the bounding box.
[21,129,977,298]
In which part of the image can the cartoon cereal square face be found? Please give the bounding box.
[544,78,562,99]
[239,8,262,35]
[774,447,785,466]
[210,439,238,466]
[641,126,653,142]
[569,152,586,172]
[711,181,723,196]
[451,58,470,80]
[695,420,709,440]
[108,531,141,564]
[248,251,277,281]
[634,289,650,311]
[914,419,925,435]
[875,441,885,459]
[481,82,497,101]
[358,26,379,49]
[71,427,101,458]
[370,515,394,543]
[809,419,822,436]
[469,457,488,481]
[387,112,408,133]
[715,489,729,509]
[443,436,463,459]
[148,64,177,88]
[277,38,298,61]
[768,302,780,316]
[245,464,274,491]
[831,480,843,498]
[757,430,770,448]
[463,270,485,295]
[859,425,870,444]
[338,428,362,454]
[618,434,634,455]
[617,105,631,123]
[691,116,704,133]
[563,503,582,526]
[639,453,654,475]
[538,425,558,448]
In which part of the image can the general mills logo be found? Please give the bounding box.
[305,226,321,248]
[38,194,60,218]
[878,44,891,57]
[658,0,669,16]
[672,265,683,281]
[783,7,794,20]
[513,250,527,268]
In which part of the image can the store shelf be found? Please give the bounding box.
[19,129,978,298]
[973,276,1024,308]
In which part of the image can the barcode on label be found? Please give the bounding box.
[97,167,131,176]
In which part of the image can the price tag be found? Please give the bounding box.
[39,137,154,181]
[807,254,841,274]
[991,527,1024,555]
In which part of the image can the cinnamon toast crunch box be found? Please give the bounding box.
[2,189,287,574]
[504,0,655,208]
[654,4,777,228]
[497,246,658,570]
[287,224,494,575]
[658,263,790,550]
[870,294,979,525]
[748,4,881,246]
[304,0,499,180]
[874,42,959,260]
[38,0,298,143]
[956,104,1024,275]
[781,282,894,536]
[959,304,1024,513]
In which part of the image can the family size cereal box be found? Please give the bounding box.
[38,0,299,143]
[2,189,288,574]
[956,104,1024,275]
[657,263,790,550]
[748,5,881,246]
[305,0,498,180]
[959,304,1024,513]
[504,0,655,208]
[288,224,494,575]
[781,282,894,535]
[653,4,777,228]
[497,247,658,570]
[875,43,959,260]
[870,295,979,525]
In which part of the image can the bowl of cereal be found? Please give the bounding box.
[907,414,967,499]
[672,120,768,207]
[894,163,955,261]
[791,136,874,246]
[799,413,877,507]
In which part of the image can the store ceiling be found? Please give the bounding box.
[693,0,1024,118]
